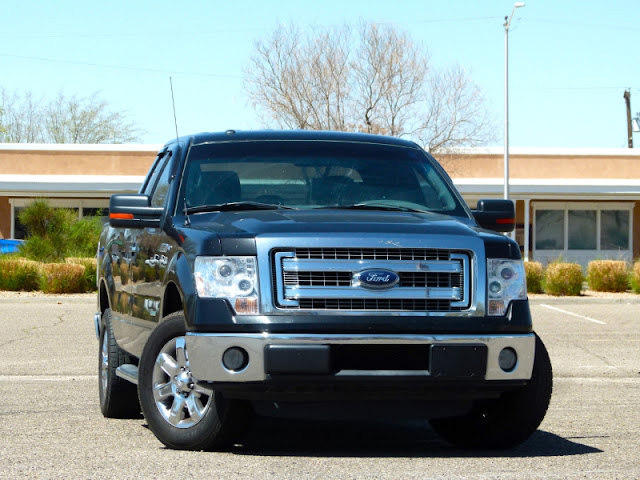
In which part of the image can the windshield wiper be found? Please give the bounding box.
[316,203,428,213]
[185,201,296,214]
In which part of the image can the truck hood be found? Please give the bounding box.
[184,208,477,237]
[176,209,518,258]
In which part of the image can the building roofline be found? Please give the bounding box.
[453,178,640,197]
[1,143,638,157]
[438,147,640,156]
[0,143,162,152]
[454,178,640,186]
[0,174,145,194]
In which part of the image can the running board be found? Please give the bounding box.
[116,364,139,385]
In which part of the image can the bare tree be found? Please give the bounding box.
[0,89,141,143]
[245,22,493,152]
[245,24,352,131]
[418,65,493,152]
[353,22,428,137]
[0,88,45,142]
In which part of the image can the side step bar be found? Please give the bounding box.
[116,364,139,385]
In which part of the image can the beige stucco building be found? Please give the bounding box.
[1,143,638,266]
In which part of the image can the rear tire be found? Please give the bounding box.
[430,333,553,449]
[137,312,251,451]
[99,308,140,418]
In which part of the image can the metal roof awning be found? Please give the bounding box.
[0,174,145,197]
[454,178,640,200]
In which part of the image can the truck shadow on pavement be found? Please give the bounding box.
[231,417,603,458]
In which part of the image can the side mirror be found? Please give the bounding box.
[472,199,515,233]
[109,194,163,228]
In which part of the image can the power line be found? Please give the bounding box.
[526,17,640,32]
[0,16,505,40]
[534,86,640,92]
[0,26,272,40]
[0,53,242,79]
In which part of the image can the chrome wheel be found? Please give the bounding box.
[151,336,214,429]
[100,332,109,396]
[98,308,140,418]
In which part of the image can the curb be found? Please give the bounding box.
[0,293,95,304]
[528,295,640,305]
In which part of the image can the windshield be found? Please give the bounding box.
[176,140,468,217]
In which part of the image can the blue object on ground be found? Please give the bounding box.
[0,239,24,254]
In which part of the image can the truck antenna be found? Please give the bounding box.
[169,76,179,140]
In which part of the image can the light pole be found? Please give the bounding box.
[504,2,525,200]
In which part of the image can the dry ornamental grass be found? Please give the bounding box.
[544,262,584,296]
[587,260,629,293]
[0,258,41,291]
[524,261,544,294]
[40,263,86,294]
[631,260,640,294]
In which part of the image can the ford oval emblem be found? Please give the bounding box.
[356,269,400,289]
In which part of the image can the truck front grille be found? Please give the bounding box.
[273,247,471,312]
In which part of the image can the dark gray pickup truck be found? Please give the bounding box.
[95,130,552,451]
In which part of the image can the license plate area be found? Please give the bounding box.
[430,344,487,378]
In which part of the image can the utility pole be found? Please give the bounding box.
[504,2,525,200]
[624,90,633,148]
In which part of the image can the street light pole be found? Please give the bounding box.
[504,2,525,201]
[624,90,633,148]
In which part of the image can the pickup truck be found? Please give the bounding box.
[95,130,552,451]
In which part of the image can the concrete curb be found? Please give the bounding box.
[528,295,640,305]
[0,293,95,304]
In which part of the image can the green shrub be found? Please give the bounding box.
[0,258,41,291]
[66,257,97,292]
[630,260,640,294]
[17,199,102,262]
[40,263,86,294]
[587,260,629,292]
[18,200,76,262]
[524,261,544,294]
[67,216,103,258]
[544,262,583,296]
[17,199,60,237]
[18,235,58,263]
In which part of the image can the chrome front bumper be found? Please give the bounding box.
[185,333,535,383]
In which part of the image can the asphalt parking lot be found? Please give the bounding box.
[0,293,638,479]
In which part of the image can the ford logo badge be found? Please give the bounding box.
[356,269,400,290]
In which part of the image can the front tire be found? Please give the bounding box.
[430,333,553,449]
[137,312,251,451]
[99,308,140,418]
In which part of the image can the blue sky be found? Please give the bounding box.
[2,0,639,148]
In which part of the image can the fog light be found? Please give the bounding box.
[498,347,517,372]
[222,347,249,372]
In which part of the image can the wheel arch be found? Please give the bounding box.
[162,252,196,326]
[162,281,184,320]
[99,280,110,316]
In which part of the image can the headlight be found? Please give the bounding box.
[487,259,526,316]
[194,256,259,315]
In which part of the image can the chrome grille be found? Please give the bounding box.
[298,299,452,311]
[294,247,450,261]
[273,248,471,312]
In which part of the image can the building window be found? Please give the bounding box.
[13,207,27,240]
[601,210,629,250]
[535,210,564,250]
[568,210,596,250]
[533,202,634,266]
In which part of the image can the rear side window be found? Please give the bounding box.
[150,153,173,207]
[141,150,167,196]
